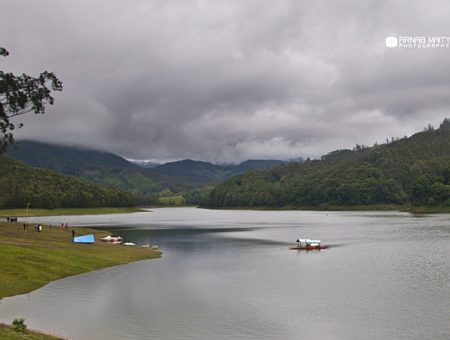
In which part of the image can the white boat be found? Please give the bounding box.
[141,244,159,250]
[123,242,136,246]
[290,239,328,250]
[100,235,123,244]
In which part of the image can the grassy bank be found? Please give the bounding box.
[401,205,450,213]
[0,221,160,298]
[0,323,63,340]
[0,207,145,217]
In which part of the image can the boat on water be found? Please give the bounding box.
[100,235,123,244]
[290,239,329,250]
[141,244,159,250]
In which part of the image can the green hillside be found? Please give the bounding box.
[205,120,450,209]
[0,155,138,209]
[153,159,286,185]
[153,159,229,185]
[8,142,286,205]
[8,141,132,172]
[8,141,184,196]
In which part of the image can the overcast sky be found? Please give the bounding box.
[1,0,450,162]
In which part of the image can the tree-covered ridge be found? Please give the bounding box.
[8,141,286,205]
[0,155,137,209]
[8,141,185,198]
[153,159,286,186]
[205,120,450,208]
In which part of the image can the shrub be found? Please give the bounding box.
[12,318,27,333]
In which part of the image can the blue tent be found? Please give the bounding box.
[73,234,95,244]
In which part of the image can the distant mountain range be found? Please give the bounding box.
[151,159,286,186]
[7,141,183,197]
[7,141,287,200]
[5,120,450,210]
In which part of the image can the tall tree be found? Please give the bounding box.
[0,47,62,153]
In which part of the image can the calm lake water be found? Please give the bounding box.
[1,208,449,339]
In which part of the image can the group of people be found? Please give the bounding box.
[21,222,73,240]
[21,223,43,232]
[21,223,44,232]
[15,218,73,238]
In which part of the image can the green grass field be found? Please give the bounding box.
[0,221,161,298]
[0,207,144,217]
[0,324,63,340]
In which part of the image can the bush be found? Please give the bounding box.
[12,318,27,333]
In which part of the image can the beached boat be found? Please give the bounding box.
[141,244,159,250]
[100,235,123,244]
[290,239,329,250]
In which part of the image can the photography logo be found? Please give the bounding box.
[385,36,398,48]
[385,35,450,49]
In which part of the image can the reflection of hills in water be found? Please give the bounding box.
[103,224,346,252]
[106,226,295,252]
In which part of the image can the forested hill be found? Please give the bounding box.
[152,159,286,185]
[8,141,184,196]
[205,120,450,208]
[0,155,137,209]
[8,141,286,191]
[8,141,133,172]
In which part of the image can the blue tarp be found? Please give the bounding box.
[73,234,95,244]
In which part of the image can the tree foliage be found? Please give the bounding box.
[204,119,450,208]
[0,155,138,209]
[0,47,62,153]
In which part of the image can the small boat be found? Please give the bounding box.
[290,239,329,250]
[100,235,123,244]
[123,242,136,246]
[141,244,159,250]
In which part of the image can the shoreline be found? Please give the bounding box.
[199,204,450,213]
[0,207,160,339]
[0,221,161,299]
[0,206,147,218]
[0,323,65,339]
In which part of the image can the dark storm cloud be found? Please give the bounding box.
[1,0,450,162]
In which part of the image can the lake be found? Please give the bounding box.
[0,208,449,339]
